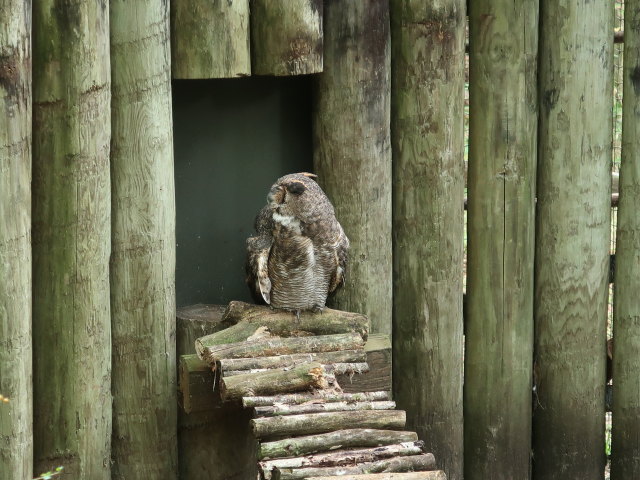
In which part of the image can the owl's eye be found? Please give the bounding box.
[286,182,306,195]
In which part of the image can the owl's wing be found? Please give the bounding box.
[328,226,349,295]
[246,206,275,304]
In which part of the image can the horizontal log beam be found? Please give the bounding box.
[273,453,436,479]
[244,391,390,408]
[259,428,419,460]
[219,350,367,374]
[224,362,369,378]
[254,400,396,418]
[252,410,406,439]
[220,362,328,402]
[309,472,447,480]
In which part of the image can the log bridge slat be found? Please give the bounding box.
[185,302,447,479]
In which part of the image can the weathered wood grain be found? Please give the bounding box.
[533,1,613,479]
[309,473,446,480]
[612,0,640,477]
[32,0,111,477]
[0,0,32,477]
[464,2,538,479]
[390,2,465,479]
[171,0,250,78]
[251,0,322,75]
[313,0,392,335]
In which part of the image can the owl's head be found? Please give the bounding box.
[267,172,333,222]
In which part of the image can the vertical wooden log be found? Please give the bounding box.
[390,2,465,479]
[313,0,392,335]
[176,306,257,480]
[32,1,111,477]
[612,0,640,476]
[0,0,32,477]
[251,0,323,76]
[171,0,250,79]
[464,2,538,479]
[110,1,177,478]
[533,1,613,479]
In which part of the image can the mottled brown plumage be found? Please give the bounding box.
[245,173,349,313]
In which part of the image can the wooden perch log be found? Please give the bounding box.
[219,350,367,375]
[337,334,391,393]
[252,410,406,439]
[255,401,396,418]
[197,301,369,349]
[224,362,368,377]
[244,391,390,408]
[261,442,425,476]
[259,429,419,460]
[251,0,323,75]
[309,472,447,480]
[220,362,328,402]
[273,453,436,479]
[198,332,365,366]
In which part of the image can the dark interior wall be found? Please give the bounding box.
[172,77,313,307]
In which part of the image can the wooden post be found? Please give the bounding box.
[390,2,465,479]
[533,1,613,479]
[171,0,250,79]
[612,0,640,476]
[0,0,32,477]
[313,0,392,335]
[110,1,177,478]
[32,1,111,477]
[464,1,538,479]
[176,306,257,480]
[251,0,323,75]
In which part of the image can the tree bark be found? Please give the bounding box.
[259,429,418,460]
[309,473,446,480]
[533,1,613,479]
[0,0,32,477]
[255,400,395,417]
[171,0,250,78]
[251,0,322,75]
[32,1,111,477]
[390,3,465,478]
[313,0,392,335]
[109,1,177,477]
[219,350,366,375]
[261,442,425,477]
[252,410,406,439]
[464,2,538,479]
[220,362,328,402]
[273,454,436,480]
[612,0,640,477]
[244,390,390,408]
[196,301,369,349]
[198,332,365,366]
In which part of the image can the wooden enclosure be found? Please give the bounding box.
[0,1,637,480]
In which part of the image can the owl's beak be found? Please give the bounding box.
[268,185,285,206]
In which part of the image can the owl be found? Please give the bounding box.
[245,172,349,314]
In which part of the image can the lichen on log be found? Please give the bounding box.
[254,400,395,418]
[244,391,390,408]
[219,350,366,375]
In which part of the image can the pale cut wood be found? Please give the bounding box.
[254,401,396,417]
[32,1,111,477]
[261,442,425,474]
[464,1,538,479]
[612,0,640,476]
[251,0,322,75]
[390,3,465,479]
[313,0,392,335]
[109,1,177,477]
[273,454,436,479]
[199,332,365,366]
[171,0,250,78]
[252,410,406,439]
[220,362,328,402]
[0,0,32,477]
[308,472,446,480]
[259,429,419,460]
[534,1,612,479]
[197,301,369,349]
[244,391,390,408]
[219,350,366,375]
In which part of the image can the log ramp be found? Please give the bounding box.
[184,301,446,480]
